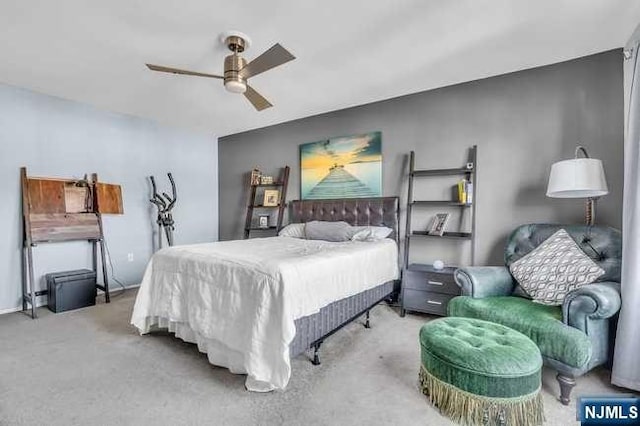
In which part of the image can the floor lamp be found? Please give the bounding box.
[546,146,609,226]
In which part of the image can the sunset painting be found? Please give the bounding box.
[300,131,382,200]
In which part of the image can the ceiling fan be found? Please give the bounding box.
[146,31,295,111]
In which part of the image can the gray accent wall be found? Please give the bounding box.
[219,49,624,266]
[0,83,218,313]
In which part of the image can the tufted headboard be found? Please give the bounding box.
[505,224,622,283]
[289,197,400,244]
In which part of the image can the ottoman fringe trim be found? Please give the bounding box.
[419,366,544,426]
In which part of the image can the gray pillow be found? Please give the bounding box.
[509,229,605,305]
[305,221,354,242]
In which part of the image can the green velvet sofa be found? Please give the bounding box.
[448,224,622,405]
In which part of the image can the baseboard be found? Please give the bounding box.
[0,305,37,315]
[0,283,141,316]
[97,282,141,295]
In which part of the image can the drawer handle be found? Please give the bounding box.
[427,280,444,286]
[427,300,442,305]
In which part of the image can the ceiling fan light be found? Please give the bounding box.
[225,80,246,94]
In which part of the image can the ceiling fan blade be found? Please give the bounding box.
[244,85,273,111]
[146,64,223,79]
[239,44,295,79]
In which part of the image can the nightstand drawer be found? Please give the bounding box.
[403,290,456,316]
[403,269,459,294]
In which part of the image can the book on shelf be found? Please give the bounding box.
[465,181,473,204]
[457,179,473,205]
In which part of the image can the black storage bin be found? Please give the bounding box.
[46,269,97,313]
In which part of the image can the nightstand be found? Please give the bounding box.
[400,264,460,317]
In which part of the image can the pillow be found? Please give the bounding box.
[305,221,353,242]
[351,226,393,241]
[278,223,306,239]
[509,229,605,306]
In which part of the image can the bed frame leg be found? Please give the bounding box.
[364,310,371,329]
[312,341,322,366]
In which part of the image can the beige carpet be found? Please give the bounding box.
[0,290,626,425]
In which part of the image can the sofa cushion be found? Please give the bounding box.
[509,229,605,305]
[448,296,592,370]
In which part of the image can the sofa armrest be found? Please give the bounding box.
[454,266,516,298]
[563,281,621,331]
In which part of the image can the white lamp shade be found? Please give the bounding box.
[546,158,608,198]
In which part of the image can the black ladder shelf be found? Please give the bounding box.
[404,146,478,266]
[401,146,478,317]
[244,166,290,239]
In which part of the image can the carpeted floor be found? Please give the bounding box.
[0,289,626,425]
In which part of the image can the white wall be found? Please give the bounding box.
[0,83,218,313]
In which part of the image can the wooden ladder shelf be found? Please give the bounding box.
[244,166,290,239]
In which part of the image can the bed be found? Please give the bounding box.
[131,197,400,392]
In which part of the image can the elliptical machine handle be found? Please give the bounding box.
[166,172,177,210]
[149,175,167,209]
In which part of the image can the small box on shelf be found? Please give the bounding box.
[258,215,270,229]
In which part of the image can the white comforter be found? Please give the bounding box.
[130,236,399,391]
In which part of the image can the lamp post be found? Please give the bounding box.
[546,146,609,226]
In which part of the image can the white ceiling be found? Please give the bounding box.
[2,1,640,137]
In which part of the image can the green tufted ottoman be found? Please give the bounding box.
[419,317,544,426]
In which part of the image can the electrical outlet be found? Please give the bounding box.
[127,253,134,262]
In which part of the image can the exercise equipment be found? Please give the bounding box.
[150,173,177,249]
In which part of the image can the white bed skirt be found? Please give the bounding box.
[131,237,399,391]
[139,315,276,392]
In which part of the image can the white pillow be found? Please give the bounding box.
[305,221,353,242]
[509,229,605,305]
[351,226,393,241]
[278,223,306,239]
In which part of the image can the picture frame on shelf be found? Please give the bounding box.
[250,168,262,186]
[260,175,274,185]
[263,190,280,207]
[428,213,450,236]
[258,214,270,229]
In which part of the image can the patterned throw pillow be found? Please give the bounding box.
[509,229,605,305]
[278,223,306,238]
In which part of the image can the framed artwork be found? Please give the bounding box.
[300,131,382,200]
[250,168,261,186]
[258,214,270,228]
[428,213,450,236]
[263,190,280,206]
